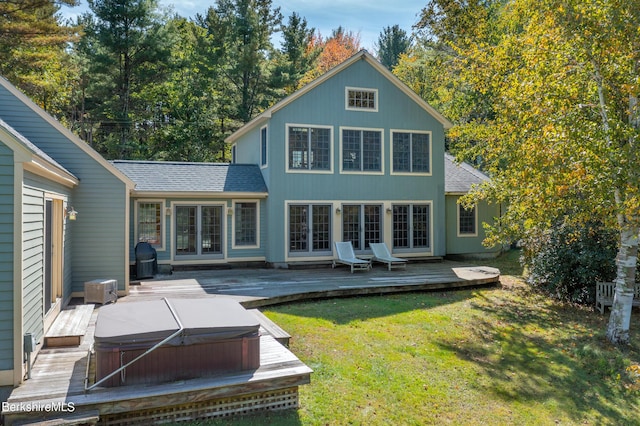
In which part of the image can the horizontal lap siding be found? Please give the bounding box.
[0,85,128,293]
[22,186,44,343]
[0,143,13,371]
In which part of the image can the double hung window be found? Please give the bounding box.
[137,202,162,247]
[458,204,477,236]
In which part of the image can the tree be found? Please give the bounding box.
[272,12,319,94]
[196,0,282,124]
[300,26,361,85]
[414,0,640,344]
[0,0,79,116]
[375,25,410,70]
[83,0,172,159]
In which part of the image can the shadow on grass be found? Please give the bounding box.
[267,288,479,325]
[435,284,640,423]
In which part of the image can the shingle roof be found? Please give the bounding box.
[444,153,489,193]
[0,118,77,178]
[111,161,268,194]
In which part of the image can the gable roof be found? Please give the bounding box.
[0,118,79,187]
[111,161,268,196]
[226,50,453,144]
[0,76,134,189]
[444,154,489,194]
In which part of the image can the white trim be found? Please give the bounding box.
[0,76,135,189]
[232,199,260,250]
[134,199,166,251]
[456,201,478,238]
[226,50,452,144]
[13,163,24,385]
[131,191,268,199]
[389,129,433,176]
[260,125,268,169]
[339,126,385,175]
[285,123,334,174]
[345,86,379,112]
[170,201,228,262]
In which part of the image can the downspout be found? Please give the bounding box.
[85,298,183,391]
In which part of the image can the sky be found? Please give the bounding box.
[59,0,427,51]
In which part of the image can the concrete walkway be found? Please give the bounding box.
[126,260,501,307]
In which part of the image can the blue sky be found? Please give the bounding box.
[59,0,427,50]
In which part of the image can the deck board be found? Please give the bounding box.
[45,305,94,348]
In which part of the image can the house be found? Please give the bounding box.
[0,49,498,387]
[113,50,500,269]
[0,77,133,386]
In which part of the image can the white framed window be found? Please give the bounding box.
[260,125,268,167]
[233,200,260,249]
[286,124,333,173]
[457,203,478,237]
[136,200,165,250]
[340,127,384,174]
[391,130,432,175]
[346,86,378,112]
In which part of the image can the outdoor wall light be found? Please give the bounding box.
[386,207,393,214]
[65,206,78,221]
[335,207,341,214]
[227,208,234,216]
[165,207,172,216]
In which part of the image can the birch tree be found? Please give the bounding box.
[414,0,640,344]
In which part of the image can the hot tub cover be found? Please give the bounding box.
[94,298,260,350]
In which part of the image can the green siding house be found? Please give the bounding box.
[112,50,499,271]
[0,77,133,386]
[0,50,499,387]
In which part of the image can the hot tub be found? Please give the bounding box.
[94,298,260,387]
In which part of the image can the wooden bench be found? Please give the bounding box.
[596,282,640,314]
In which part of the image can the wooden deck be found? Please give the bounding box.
[3,302,311,425]
[45,304,94,348]
[3,261,499,425]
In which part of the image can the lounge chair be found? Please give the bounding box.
[332,241,371,273]
[369,243,408,271]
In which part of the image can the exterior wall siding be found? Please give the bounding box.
[0,143,13,372]
[22,186,44,344]
[243,59,447,263]
[445,195,501,256]
[129,197,267,266]
[0,85,129,293]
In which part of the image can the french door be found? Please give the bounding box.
[175,205,223,258]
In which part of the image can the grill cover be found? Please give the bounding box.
[94,298,260,351]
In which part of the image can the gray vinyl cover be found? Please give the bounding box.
[94,298,260,350]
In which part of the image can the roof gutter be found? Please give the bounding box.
[130,190,268,199]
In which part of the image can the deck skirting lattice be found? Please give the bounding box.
[98,387,300,425]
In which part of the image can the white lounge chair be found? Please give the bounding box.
[369,243,408,271]
[332,241,371,273]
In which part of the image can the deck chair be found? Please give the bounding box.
[332,241,371,273]
[369,243,408,271]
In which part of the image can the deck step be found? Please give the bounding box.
[45,304,94,348]
[248,309,291,347]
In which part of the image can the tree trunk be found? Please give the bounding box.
[606,226,638,345]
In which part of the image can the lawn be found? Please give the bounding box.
[203,251,640,425]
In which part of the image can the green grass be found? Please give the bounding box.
[199,251,640,425]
